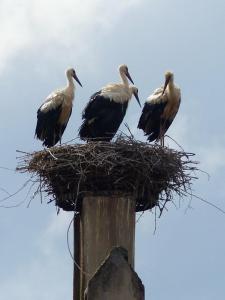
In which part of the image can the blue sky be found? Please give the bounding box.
[0,0,225,299]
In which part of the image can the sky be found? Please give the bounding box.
[0,0,225,299]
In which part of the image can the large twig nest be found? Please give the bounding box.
[17,136,199,213]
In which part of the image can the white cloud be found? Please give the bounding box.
[0,1,30,72]
[198,143,225,173]
[0,256,72,300]
[0,211,74,300]
[164,113,189,149]
[0,0,144,74]
[38,211,73,256]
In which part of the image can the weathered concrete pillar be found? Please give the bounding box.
[85,247,145,300]
[78,194,136,298]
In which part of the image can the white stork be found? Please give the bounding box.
[138,71,181,146]
[79,64,141,142]
[35,68,82,147]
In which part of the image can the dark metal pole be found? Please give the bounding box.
[73,213,81,300]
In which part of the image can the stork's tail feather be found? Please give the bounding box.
[146,131,159,143]
[79,121,114,142]
[79,121,92,141]
[35,128,61,148]
[42,138,56,148]
[147,136,156,142]
[137,118,145,130]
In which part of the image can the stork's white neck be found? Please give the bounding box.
[168,79,174,89]
[167,79,179,102]
[119,70,129,86]
[66,74,75,88]
[65,74,75,99]
[166,76,176,93]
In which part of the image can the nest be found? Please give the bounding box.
[17,136,199,213]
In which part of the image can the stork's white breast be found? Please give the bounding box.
[101,84,131,103]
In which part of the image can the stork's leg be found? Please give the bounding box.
[59,132,62,146]
[159,123,165,147]
[159,126,163,146]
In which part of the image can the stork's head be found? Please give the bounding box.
[66,68,82,87]
[119,64,134,84]
[130,86,141,107]
[162,71,174,95]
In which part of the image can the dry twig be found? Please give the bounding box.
[16,135,199,214]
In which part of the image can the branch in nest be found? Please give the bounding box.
[16,134,199,214]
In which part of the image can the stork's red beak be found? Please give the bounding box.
[73,74,82,87]
[126,70,134,84]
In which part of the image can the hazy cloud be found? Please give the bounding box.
[198,143,225,173]
[0,0,144,73]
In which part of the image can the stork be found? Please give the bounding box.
[79,65,141,142]
[138,71,181,146]
[35,68,82,147]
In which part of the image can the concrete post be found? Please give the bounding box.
[76,194,136,298]
[85,247,145,300]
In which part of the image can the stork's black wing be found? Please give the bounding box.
[79,93,128,141]
[81,91,102,119]
[35,102,72,147]
[138,100,167,142]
